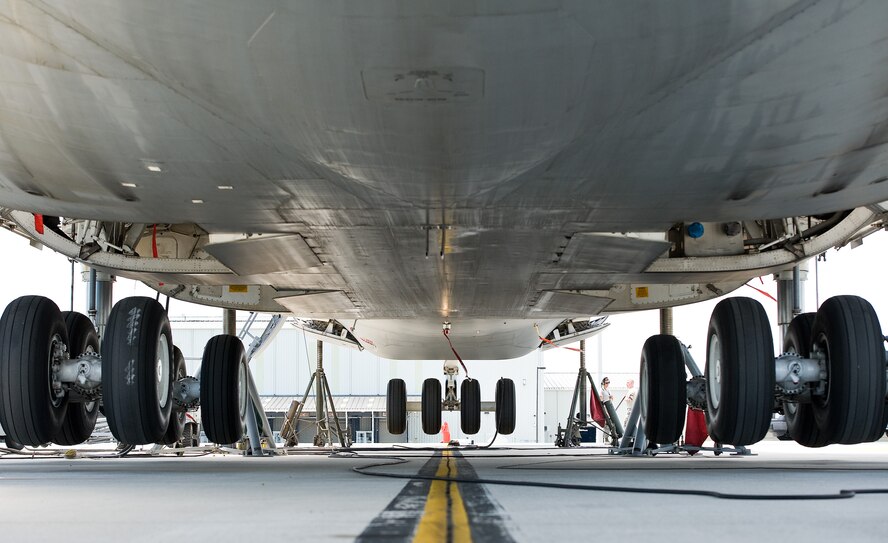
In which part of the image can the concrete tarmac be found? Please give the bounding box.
[2,441,887,542]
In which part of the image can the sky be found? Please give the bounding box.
[2,226,888,384]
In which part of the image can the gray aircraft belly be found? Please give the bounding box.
[1,1,888,356]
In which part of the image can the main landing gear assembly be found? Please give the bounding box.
[0,295,251,449]
[634,295,887,451]
[386,360,516,439]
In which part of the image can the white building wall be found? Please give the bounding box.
[170,325,546,442]
[168,318,650,445]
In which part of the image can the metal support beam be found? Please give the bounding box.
[681,343,703,378]
[223,308,237,336]
[247,371,276,450]
[244,398,265,457]
[83,266,114,339]
[86,268,96,324]
[231,312,286,454]
[776,263,807,346]
[619,399,642,452]
[659,307,673,336]
[95,276,113,340]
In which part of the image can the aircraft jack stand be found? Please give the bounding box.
[289,339,351,449]
[555,339,591,447]
[555,339,622,447]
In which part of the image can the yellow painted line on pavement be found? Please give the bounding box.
[413,450,472,542]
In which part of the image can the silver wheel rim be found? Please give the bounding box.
[156,334,171,408]
[84,345,97,413]
[812,334,830,405]
[49,333,65,408]
[639,358,649,423]
[708,334,722,410]
[237,361,247,419]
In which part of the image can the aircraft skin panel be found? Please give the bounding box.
[0,2,886,226]
[348,318,565,361]
[1,2,888,360]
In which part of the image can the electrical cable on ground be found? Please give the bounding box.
[344,453,888,501]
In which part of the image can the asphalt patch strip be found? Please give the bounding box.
[356,450,515,542]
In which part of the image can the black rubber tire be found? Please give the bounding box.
[421,378,442,434]
[0,296,69,446]
[460,379,481,435]
[705,297,775,446]
[639,334,687,444]
[200,335,247,444]
[811,296,885,445]
[183,422,199,447]
[386,379,407,434]
[495,378,516,435]
[54,312,100,446]
[161,347,187,445]
[102,297,174,445]
[782,313,829,448]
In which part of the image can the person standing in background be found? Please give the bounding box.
[600,377,613,402]
[624,379,637,427]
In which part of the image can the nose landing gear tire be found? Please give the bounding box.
[386,378,407,435]
[495,378,516,435]
[102,297,174,445]
[421,378,442,434]
[705,297,775,446]
[639,334,686,445]
[54,311,100,446]
[0,296,69,446]
[200,335,248,444]
[461,379,481,435]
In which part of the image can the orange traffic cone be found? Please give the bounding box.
[441,421,451,443]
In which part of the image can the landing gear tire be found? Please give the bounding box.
[705,297,775,446]
[421,378,442,434]
[103,297,174,445]
[495,378,516,435]
[461,379,481,435]
[183,422,200,447]
[639,334,686,444]
[0,296,69,446]
[54,312,100,446]
[200,335,248,444]
[386,378,407,434]
[161,347,187,446]
[782,313,829,448]
[811,296,885,445]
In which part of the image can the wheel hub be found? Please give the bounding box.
[156,334,171,408]
[639,359,649,419]
[49,334,68,407]
[237,362,248,419]
[707,334,722,410]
